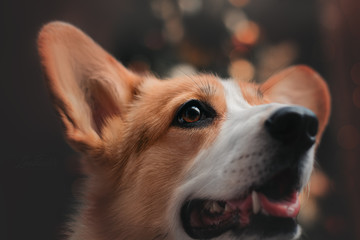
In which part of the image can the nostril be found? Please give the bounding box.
[265,106,319,150]
[306,116,318,137]
[265,109,303,142]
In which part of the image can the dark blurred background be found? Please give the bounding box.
[1,0,360,239]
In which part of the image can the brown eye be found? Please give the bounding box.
[173,99,216,128]
[182,106,201,123]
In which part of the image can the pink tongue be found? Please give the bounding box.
[258,192,300,218]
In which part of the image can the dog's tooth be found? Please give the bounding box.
[204,201,225,213]
[252,191,261,214]
[211,202,224,213]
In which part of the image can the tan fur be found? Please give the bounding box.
[62,75,227,239]
[237,81,267,106]
[94,76,226,239]
[38,22,227,238]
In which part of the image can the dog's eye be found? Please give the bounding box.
[181,106,201,123]
[173,100,216,128]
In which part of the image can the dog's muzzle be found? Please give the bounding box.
[181,106,319,239]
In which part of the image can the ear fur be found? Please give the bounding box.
[38,21,142,153]
[261,65,331,140]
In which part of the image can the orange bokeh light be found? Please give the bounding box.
[228,59,255,82]
[233,21,260,46]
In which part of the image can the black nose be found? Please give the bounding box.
[265,106,318,151]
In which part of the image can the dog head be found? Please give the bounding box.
[38,22,330,240]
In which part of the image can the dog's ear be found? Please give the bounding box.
[38,22,142,153]
[261,65,331,139]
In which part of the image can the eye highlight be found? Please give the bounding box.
[173,99,216,128]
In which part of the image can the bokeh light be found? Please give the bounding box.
[223,9,247,33]
[310,170,331,198]
[151,0,175,20]
[257,42,298,82]
[168,63,197,77]
[228,59,255,82]
[299,170,331,226]
[320,2,341,31]
[178,0,203,15]
[233,21,260,46]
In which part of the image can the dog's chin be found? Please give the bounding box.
[180,167,303,239]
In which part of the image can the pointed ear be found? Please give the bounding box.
[261,65,331,140]
[38,22,142,153]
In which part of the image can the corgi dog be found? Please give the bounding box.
[37,22,330,240]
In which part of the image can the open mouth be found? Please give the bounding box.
[181,168,301,239]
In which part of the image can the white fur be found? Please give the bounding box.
[168,78,315,240]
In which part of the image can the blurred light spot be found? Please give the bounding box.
[228,0,249,7]
[151,0,176,20]
[233,21,260,45]
[257,42,298,82]
[228,59,255,82]
[164,18,184,43]
[353,87,360,108]
[168,63,197,77]
[350,62,360,85]
[179,41,213,66]
[223,9,247,33]
[321,3,341,31]
[178,0,202,15]
[310,170,331,197]
[337,125,360,150]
